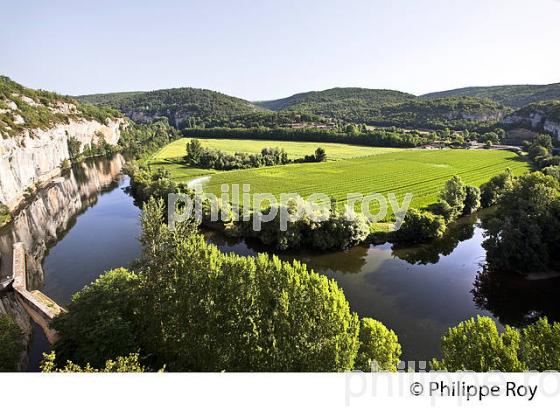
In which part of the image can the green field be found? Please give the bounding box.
[153,138,400,161]
[151,138,529,217]
[149,137,401,184]
[200,149,529,214]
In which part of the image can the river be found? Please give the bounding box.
[1,154,559,371]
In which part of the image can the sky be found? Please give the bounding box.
[1,0,560,100]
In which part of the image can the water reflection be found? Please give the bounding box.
[391,213,477,265]
[0,155,127,290]
[472,268,560,327]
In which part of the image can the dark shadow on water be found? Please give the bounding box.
[472,268,560,327]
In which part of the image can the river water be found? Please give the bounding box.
[2,154,559,371]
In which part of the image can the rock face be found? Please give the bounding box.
[0,117,124,211]
[502,101,560,140]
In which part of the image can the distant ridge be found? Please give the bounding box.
[422,83,560,108]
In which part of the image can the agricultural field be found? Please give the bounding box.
[151,138,530,217]
[153,138,401,161]
[200,149,529,216]
[149,137,402,183]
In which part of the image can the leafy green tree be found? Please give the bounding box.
[0,314,24,371]
[185,138,204,164]
[480,169,515,208]
[462,186,481,215]
[139,198,363,371]
[431,316,525,372]
[528,145,549,161]
[314,147,327,162]
[432,316,560,372]
[391,208,446,244]
[543,165,560,180]
[41,352,149,372]
[439,176,467,221]
[483,172,560,273]
[535,134,553,151]
[355,318,401,372]
[520,317,560,371]
[345,124,360,135]
[51,268,142,369]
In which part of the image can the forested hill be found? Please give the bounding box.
[256,87,507,129]
[422,82,560,108]
[256,87,415,112]
[75,87,265,129]
[374,97,508,130]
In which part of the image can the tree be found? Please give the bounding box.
[483,173,560,274]
[391,208,446,244]
[51,268,142,369]
[439,176,467,221]
[345,124,359,135]
[462,186,481,215]
[0,314,24,371]
[41,352,149,372]
[520,317,560,371]
[314,147,327,162]
[185,138,204,164]
[543,165,560,180]
[431,316,560,372]
[139,198,362,371]
[431,316,524,372]
[480,169,514,208]
[535,134,553,151]
[355,318,401,372]
[528,145,549,161]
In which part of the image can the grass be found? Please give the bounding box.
[153,138,401,162]
[151,138,530,218]
[201,149,529,215]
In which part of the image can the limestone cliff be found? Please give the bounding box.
[502,101,560,140]
[0,76,125,211]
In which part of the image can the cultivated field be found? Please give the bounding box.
[153,138,401,161]
[201,149,529,214]
[151,139,529,217]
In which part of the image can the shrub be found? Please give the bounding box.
[0,314,24,371]
[41,352,148,372]
[0,202,12,226]
[67,137,82,159]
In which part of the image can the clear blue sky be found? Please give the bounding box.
[2,0,559,100]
